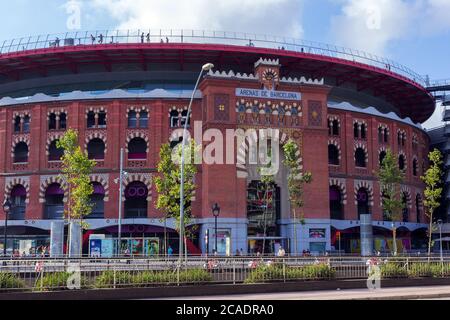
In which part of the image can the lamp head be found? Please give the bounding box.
[2,198,11,213]
[437,219,443,225]
[212,203,220,217]
[202,63,214,72]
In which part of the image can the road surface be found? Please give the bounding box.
[151,285,450,300]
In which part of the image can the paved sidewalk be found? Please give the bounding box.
[157,285,450,300]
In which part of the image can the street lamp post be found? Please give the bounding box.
[178,63,214,262]
[117,148,128,256]
[212,203,220,254]
[204,229,209,258]
[2,198,11,257]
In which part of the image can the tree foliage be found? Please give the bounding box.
[57,129,95,228]
[378,149,404,255]
[283,140,312,225]
[421,149,443,257]
[154,140,198,234]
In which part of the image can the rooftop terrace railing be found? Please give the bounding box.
[0,29,427,87]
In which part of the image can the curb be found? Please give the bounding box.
[2,278,450,300]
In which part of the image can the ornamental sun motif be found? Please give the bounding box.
[261,68,279,90]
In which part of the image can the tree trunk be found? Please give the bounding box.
[164,218,167,258]
[261,186,269,257]
[392,227,397,256]
[428,211,433,261]
[293,207,297,256]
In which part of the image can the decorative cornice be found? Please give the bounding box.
[254,57,280,68]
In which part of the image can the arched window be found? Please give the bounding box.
[353,123,359,139]
[181,110,190,127]
[87,111,96,128]
[48,140,64,161]
[59,113,67,130]
[88,182,105,219]
[328,144,340,165]
[360,124,366,140]
[44,183,64,219]
[140,111,149,128]
[10,185,26,220]
[87,138,105,160]
[170,137,183,149]
[332,120,339,136]
[23,115,30,133]
[170,110,179,128]
[48,113,57,130]
[379,151,386,166]
[355,148,366,168]
[357,188,370,218]
[98,111,107,128]
[329,186,343,220]
[128,138,147,160]
[124,182,148,218]
[399,154,406,171]
[378,127,383,143]
[384,128,389,143]
[14,142,29,163]
[402,193,409,222]
[14,116,21,133]
[128,111,137,128]
[416,194,422,223]
[413,159,418,176]
[247,180,281,242]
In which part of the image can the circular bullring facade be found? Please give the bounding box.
[0,37,434,256]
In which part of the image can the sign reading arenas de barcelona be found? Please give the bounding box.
[0,41,434,259]
[235,88,301,101]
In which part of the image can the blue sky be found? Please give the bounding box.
[0,0,449,127]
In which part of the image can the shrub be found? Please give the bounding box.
[0,273,26,290]
[94,271,133,288]
[244,263,334,284]
[95,269,212,288]
[430,263,450,278]
[35,272,89,291]
[380,263,408,279]
[407,263,433,278]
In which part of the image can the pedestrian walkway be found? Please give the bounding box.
[156,285,450,300]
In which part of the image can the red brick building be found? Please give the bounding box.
[0,32,435,256]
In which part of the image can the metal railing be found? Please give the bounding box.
[0,256,450,293]
[429,79,450,88]
[0,29,427,87]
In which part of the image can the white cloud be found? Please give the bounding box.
[330,0,420,55]
[422,0,450,34]
[330,0,450,55]
[87,0,304,38]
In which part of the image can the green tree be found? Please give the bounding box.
[421,149,443,258]
[57,129,95,255]
[258,159,275,257]
[154,141,198,255]
[283,139,312,256]
[378,149,404,256]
